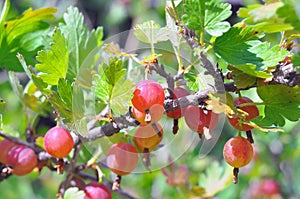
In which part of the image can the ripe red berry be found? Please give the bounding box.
[6,145,38,176]
[132,104,164,125]
[106,142,138,176]
[223,136,253,168]
[84,182,112,199]
[44,126,74,158]
[258,179,280,196]
[0,139,17,164]
[133,123,163,152]
[131,80,165,113]
[228,97,259,131]
[166,87,190,119]
[184,106,218,136]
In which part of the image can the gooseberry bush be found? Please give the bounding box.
[0,0,300,198]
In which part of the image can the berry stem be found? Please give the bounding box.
[246,130,254,144]
[142,148,151,171]
[151,123,163,138]
[172,119,179,135]
[112,175,122,191]
[233,167,239,184]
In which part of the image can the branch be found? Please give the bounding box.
[0,131,37,151]
[82,89,211,141]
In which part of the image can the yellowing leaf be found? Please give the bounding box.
[244,121,284,132]
[5,7,56,44]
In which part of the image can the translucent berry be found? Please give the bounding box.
[44,126,74,158]
[106,142,138,176]
[223,136,253,168]
[133,123,163,152]
[6,145,38,176]
[228,97,259,131]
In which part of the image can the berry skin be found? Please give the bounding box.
[6,145,38,176]
[84,182,112,199]
[0,139,17,164]
[184,106,218,134]
[106,142,138,176]
[258,179,280,196]
[223,136,253,168]
[132,104,164,125]
[133,123,163,152]
[228,97,259,131]
[166,87,190,119]
[131,80,165,113]
[44,126,74,158]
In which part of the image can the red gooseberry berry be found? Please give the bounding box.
[44,126,74,158]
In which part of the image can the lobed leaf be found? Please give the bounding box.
[134,20,169,44]
[257,84,300,126]
[93,58,135,116]
[237,2,293,33]
[36,29,68,85]
[198,161,232,197]
[59,6,103,81]
[182,0,231,36]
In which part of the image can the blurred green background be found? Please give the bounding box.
[1,0,300,198]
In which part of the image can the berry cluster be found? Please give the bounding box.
[102,80,260,188]
[0,81,260,197]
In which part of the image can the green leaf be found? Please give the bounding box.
[8,71,47,115]
[110,77,135,115]
[49,91,73,123]
[184,72,211,92]
[5,7,56,44]
[198,161,232,197]
[234,64,272,79]
[213,27,262,66]
[8,71,24,100]
[0,0,10,42]
[257,85,300,126]
[214,27,287,76]
[63,187,85,199]
[36,29,68,85]
[134,20,169,44]
[184,73,199,92]
[58,79,73,107]
[249,41,288,68]
[59,7,103,80]
[182,0,232,36]
[0,6,56,71]
[93,58,135,115]
[292,52,300,67]
[48,79,74,123]
[237,2,293,33]
[234,73,257,89]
